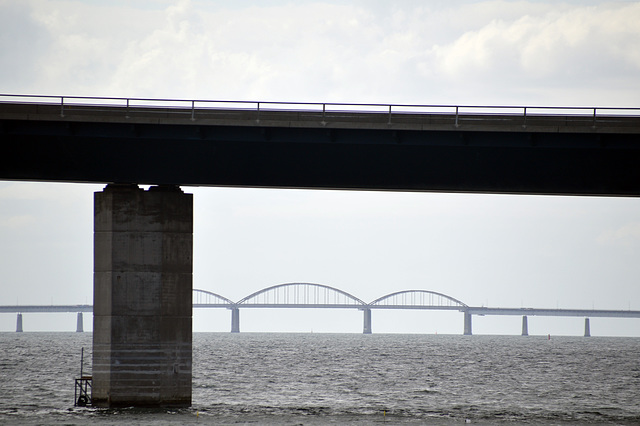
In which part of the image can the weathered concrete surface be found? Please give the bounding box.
[93,184,193,407]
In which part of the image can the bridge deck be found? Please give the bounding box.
[2,98,640,195]
[2,101,640,134]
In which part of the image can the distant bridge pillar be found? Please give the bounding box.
[231,307,240,333]
[363,308,372,334]
[16,313,23,333]
[93,184,193,408]
[584,318,591,337]
[76,312,84,333]
[463,312,472,335]
[521,315,529,336]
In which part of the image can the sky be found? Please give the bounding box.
[1,0,640,335]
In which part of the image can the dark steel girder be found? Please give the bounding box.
[2,116,640,195]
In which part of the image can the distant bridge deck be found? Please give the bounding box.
[4,284,640,335]
[4,285,639,318]
[2,95,640,196]
[466,307,640,318]
[3,284,639,319]
[3,305,639,318]
[0,305,93,313]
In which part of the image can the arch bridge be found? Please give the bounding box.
[369,290,467,310]
[192,284,471,334]
[191,284,640,335]
[4,285,639,334]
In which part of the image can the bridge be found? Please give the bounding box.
[2,95,640,407]
[4,283,639,336]
[2,94,640,194]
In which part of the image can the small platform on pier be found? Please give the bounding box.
[74,376,92,407]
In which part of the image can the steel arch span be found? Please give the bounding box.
[193,289,235,306]
[369,290,468,310]
[237,283,366,307]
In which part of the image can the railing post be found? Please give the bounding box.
[523,107,527,128]
[60,97,65,118]
[592,108,597,128]
[190,100,196,121]
[126,98,130,119]
[256,102,260,123]
[387,105,392,125]
[322,103,326,125]
[455,106,459,127]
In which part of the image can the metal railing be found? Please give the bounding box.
[2,93,640,126]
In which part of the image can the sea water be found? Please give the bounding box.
[0,332,639,424]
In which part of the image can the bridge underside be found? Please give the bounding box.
[1,109,640,196]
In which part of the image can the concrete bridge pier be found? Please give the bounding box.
[16,313,23,332]
[76,312,84,332]
[584,318,591,337]
[521,315,529,336]
[463,312,472,335]
[231,307,240,333]
[93,184,193,408]
[363,308,372,334]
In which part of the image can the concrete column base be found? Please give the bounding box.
[92,184,193,408]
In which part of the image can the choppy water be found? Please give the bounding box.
[0,333,639,424]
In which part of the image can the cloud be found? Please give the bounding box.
[431,3,640,104]
[100,1,388,100]
[0,215,36,229]
[0,182,59,200]
[2,1,639,104]
[0,181,97,201]
[597,222,640,247]
[0,1,51,89]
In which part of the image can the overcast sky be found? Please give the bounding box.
[1,0,640,335]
